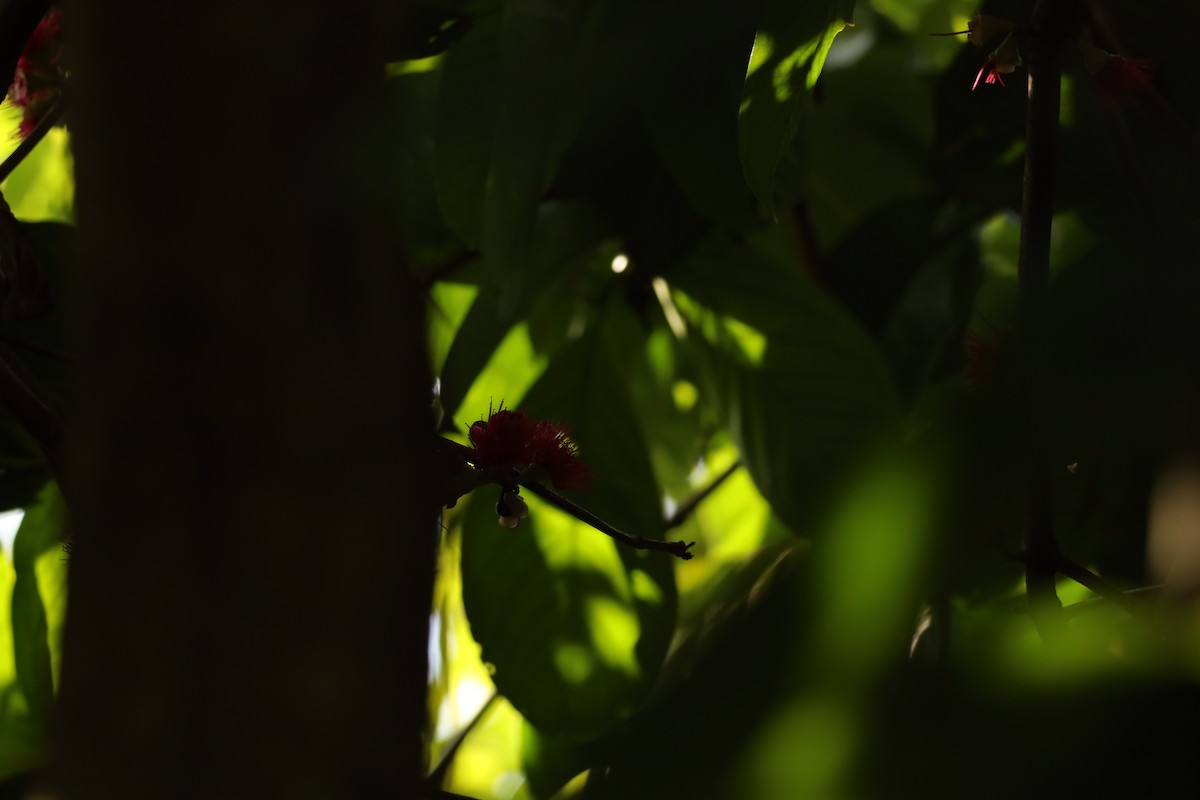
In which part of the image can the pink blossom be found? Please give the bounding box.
[972,35,1022,91]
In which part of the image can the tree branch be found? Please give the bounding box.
[520,477,695,559]
[664,459,740,530]
[425,691,498,789]
[0,99,64,184]
[1018,0,1082,640]
[1056,557,1154,623]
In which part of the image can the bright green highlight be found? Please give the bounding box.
[457,322,547,431]
[772,20,847,102]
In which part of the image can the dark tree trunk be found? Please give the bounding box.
[56,2,434,796]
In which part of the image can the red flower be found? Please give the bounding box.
[1077,40,1156,109]
[468,404,591,490]
[7,8,64,139]
[1094,56,1156,109]
[973,35,1021,91]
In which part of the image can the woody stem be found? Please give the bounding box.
[1018,0,1082,640]
[519,478,695,560]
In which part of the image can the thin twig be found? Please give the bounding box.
[0,100,64,184]
[1056,558,1154,624]
[664,459,740,530]
[1061,583,1163,620]
[425,691,498,789]
[520,478,695,560]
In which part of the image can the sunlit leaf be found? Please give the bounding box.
[434,0,595,314]
[460,299,675,737]
[670,233,899,534]
[9,483,66,727]
[739,0,855,216]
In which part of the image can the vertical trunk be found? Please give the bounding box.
[57,2,434,796]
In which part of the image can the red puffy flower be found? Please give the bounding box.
[468,404,591,490]
[7,7,64,139]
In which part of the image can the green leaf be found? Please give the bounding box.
[639,0,762,232]
[460,299,676,737]
[670,233,898,533]
[437,202,610,421]
[434,0,594,313]
[739,0,855,217]
[10,482,67,728]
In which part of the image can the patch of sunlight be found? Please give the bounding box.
[0,121,73,223]
[676,439,784,602]
[644,327,675,384]
[812,451,936,684]
[558,769,590,797]
[652,277,688,339]
[746,31,774,78]
[867,0,920,31]
[526,495,654,678]
[386,54,443,76]
[672,379,698,411]
[1060,73,1075,126]
[979,210,1020,278]
[771,21,846,103]
[444,695,528,800]
[0,510,23,563]
[724,317,766,364]
[630,568,664,605]
[456,322,548,433]
[35,543,67,691]
[428,282,479,373]
[491,770,526,800]
[610,253,629,273]
[695,469,771,563]
[741,695,859,800]
[997,137,1026,165]
[552,641,595,686]
[586,596,640,678]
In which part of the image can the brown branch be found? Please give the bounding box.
[519,477,695,560]
[664,459,740,530]
[1060,580,1162,620]
[1056,558,1153,623]
[0,99,64,184]
[425,691,498,789]
[1018,0,1083,640]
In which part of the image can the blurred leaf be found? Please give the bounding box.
[438,202,609,421]
[10,482,66,727]
[804,41,936,247]
[383,1,472,62]
[739,0,856,216]
[639,0,762,232]
[460,299,675,737]
[0,129,73,224]
[670,234,899,533]
[434,0,596,314]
